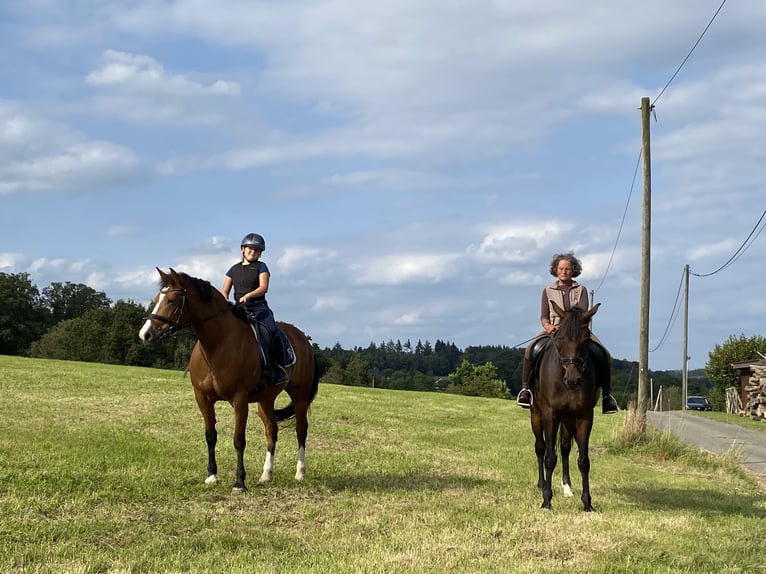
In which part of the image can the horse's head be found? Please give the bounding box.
[138,268,222,343]
[550,301,600,387]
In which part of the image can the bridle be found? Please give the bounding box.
[146,287,190,336]
[552,330,589,374]
[145,286,235,338]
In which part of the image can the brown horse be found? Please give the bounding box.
[138,268,319,492]
[530,301,602,511]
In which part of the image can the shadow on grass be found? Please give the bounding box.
[616,485,766,517]
[314,471,491,492]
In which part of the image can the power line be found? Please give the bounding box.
[593,149,642,295]
[690,210,766,277]
[596,1,728,294]
[649,266,685,353]
[652,0,729,107]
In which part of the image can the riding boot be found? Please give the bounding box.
[597,355,618,414]
[517,355,533,409]
[270,333,289,384]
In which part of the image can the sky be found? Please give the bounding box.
[1,0,765,372]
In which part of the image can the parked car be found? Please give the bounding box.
[685,396,712,411]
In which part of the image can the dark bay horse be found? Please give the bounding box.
[138,268,319,492]
[530,301,602,511]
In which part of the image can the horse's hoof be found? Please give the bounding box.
[562,484,574,497]
[204,474,219,485]
[232,486,247,494]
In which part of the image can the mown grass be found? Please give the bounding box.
[0,355,764,574]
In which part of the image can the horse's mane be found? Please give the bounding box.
[159,272,217,304]
[558,305,587,341]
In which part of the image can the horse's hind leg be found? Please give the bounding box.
[560,420,574,497]
[292,398,310,481]
[194,390,219,485]
[257,401,279,483]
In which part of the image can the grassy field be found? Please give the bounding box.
[0,355,764,574]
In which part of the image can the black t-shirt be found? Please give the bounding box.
[226,261,269,303]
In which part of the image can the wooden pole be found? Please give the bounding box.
[638,97,652,419]
[682,263,689,409]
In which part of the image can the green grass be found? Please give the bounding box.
[0,355,764,574]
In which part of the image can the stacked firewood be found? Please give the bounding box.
[742,365,766,421]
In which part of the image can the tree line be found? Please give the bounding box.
[3,271,760,408]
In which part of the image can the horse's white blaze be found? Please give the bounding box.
[138,293,166,340]
[562,482,574,497]
[295,446,306,481]
[260,451,274,483]
[205,474,219,485]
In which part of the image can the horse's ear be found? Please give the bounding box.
[156,267,168,279]
[550,300,566,319]
[584,302,600,322]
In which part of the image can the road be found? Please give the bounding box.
[647,410,766,483]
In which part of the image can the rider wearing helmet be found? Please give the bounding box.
[221,233,288,383]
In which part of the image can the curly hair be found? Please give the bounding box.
[549,252,582,278]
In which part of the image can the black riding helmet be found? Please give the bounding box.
[241,233,266,251]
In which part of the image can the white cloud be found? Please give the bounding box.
[0,100,143,194]
[0,252,25,270]
[352,253,460,285]
[311,295,349,312]
[84,50,240,125]
[276,247,330,274]
[394,311,422,326]
[87,50,240,97]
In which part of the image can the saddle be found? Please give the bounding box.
[248,319,296,369]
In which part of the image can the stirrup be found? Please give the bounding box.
[517,388,532,409]
[601,394,618,414]
[275,365,289,383]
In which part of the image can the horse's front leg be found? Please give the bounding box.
[575,418,595,512]
[257,401,279,483]
[541,417,559,510]
[560,419,575,497]
[231,395,249,493]
[194,390,219,485]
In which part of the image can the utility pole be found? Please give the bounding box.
[682,263,689,410]
[638,97,652,420]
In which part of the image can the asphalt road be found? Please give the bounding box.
[646,410,766,483]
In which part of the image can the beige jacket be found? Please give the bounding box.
[542,281,588,326]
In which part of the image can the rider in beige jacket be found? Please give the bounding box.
[516,253,618,414]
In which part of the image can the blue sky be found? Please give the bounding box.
[1,1,764,371]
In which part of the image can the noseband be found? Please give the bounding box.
[560,355,587,369]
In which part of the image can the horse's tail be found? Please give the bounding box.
[275,353,320,422]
